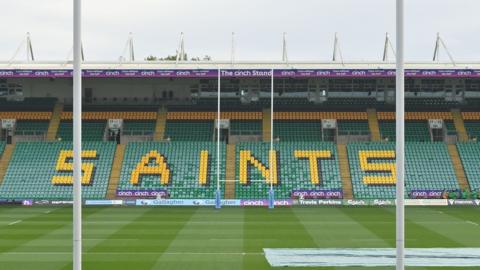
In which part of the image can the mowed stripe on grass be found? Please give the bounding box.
[1,206,480,270]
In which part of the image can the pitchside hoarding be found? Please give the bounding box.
[116,190,169,198]
[291,189,343,199]
[1,69,480,78]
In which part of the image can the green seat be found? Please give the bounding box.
[165,121,213,141]
[457,143,480,190]
[57,121,106,141]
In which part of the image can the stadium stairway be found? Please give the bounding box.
[154,106,167,141]
[0,144,15,186]
[367,108,381,141]
[337,144,353,199]
[224,144,236,199]
[262,109,271,142]
[46,102,64,141]
[106,144,126,199]
[447,144,470,191]
[451,109,468,142]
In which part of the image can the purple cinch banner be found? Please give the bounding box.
[291,189,343,199]
[116,190,169,198]
[409,189,445,199]
[1,69,480,78]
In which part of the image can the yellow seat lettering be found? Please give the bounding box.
[51,150,97,185]
[359,150,396,185]
[239,150,278,185]
[130,150,171,185]
[294,150,332,185]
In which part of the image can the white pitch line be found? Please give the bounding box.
[2,252,263,255]
[8,220,22,226]
[466,220,479,226]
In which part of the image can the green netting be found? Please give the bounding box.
[273,121,323,141]
[380,121,431,141]
[230,120,262,135]
[457,143,480,190]
[0,141,116,199]
[14,121,49,136]
[118,142,225,198]
[164,121,213,141]
[57,121,106,141]
[235,142,342,199]
[123,120,155,135]
[348,142,459,199]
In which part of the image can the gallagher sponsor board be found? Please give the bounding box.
[136,199,241,206]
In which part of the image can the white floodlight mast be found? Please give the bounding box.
[73,0,83,269]
[396,0,405,269]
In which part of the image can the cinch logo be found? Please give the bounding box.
[422,71,436,75]
[176,71,191,76]
[34,71,49,76]
[141,71,155,76]
[242,201,265,206]
[457,71,472,76]
[352,71,366,76]
[316,71,331,76]
[0,71,14,76]
[105,71,120,76]
[281,71,296,76]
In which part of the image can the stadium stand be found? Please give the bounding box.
[0,141,116,199]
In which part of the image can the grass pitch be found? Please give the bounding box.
[1,206,480,270]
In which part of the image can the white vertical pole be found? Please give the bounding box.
[270,69,274,192]
[217,69,221,192]
[73,0,82,269]
[396,0,405,269]
[73,1,83,270]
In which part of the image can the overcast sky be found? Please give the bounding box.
[1,0,479,62]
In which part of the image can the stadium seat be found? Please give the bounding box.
[164,120,214,141]
[456,143,480,190]
[57,121,106,141]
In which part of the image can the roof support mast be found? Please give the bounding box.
[282,32,288,64]
[383,32,396,62]
[175,32,186,65]
[8,32,35,65]
[433,33,456,66]
[231,32,235,67]
[332,32,345,66]
[119,32,135,62]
